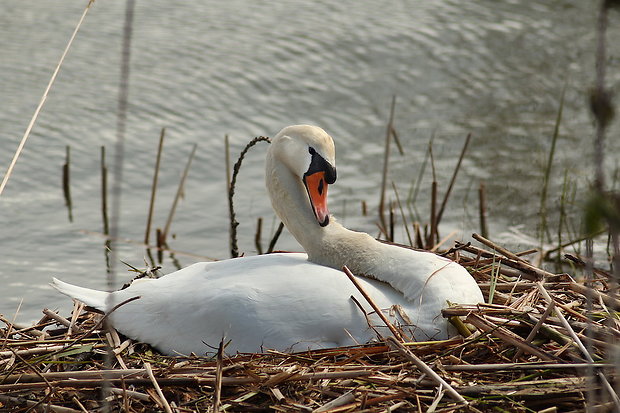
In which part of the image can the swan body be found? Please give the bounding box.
[53,253,438,355]
[52,125,483,355]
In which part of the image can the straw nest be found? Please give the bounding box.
[1,235,617,413]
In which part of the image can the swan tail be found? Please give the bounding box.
[51,277,108,311]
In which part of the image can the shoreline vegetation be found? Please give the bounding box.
[1,1,619,412]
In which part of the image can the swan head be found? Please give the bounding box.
[268,125,337,227]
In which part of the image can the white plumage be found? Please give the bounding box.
[52,125,483,356]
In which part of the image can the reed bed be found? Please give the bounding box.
[1,234,617,412]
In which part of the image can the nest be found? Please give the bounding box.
[1,235,618,412]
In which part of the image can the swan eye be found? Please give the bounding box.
[308,147,316,155]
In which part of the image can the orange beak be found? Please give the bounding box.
[303,171,330,227]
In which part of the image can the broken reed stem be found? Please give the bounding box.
[162,143,197,243]
[254,217,263,255]
[62,145,73,223]
[145,362,173,413]
[342,266,404,342]
[101,146,109,236]
[472,233,526,263]
[436,133,471,226]
[213,339,224,413]
[0,1,94,198]
[378,95,396,237]
[479,181,488,238]
[387,337,467,405]
[144,127,166,245]
[228,136,271,258]
[266,222,284,254]
[514,299,555,360]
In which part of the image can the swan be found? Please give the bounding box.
[52,125,483,356]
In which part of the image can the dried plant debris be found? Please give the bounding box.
[1,238,618,412]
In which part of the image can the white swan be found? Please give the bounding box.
[52,125,483,356]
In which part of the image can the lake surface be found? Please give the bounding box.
[1,0,619,322]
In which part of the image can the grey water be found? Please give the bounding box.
[1,1,618,323]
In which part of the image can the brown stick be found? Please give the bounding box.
[144,362,173,413]
[466,313,557,361]
[387,337,468,405]
[214,338,224,412]
[342,266,404,342]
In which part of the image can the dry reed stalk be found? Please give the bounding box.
[387,337,467,406]
[100,146,109,236]
[0,1,94,198]
[342,266,404,342]
[254,217,264,254]
[144,127,166,245]
[479,181,488,238]
[435,133,471,227]
[213,338,224,412]
[161,143,197,244]
[62,145,73,223]
[145,361,173,413]
[378,96,397,238]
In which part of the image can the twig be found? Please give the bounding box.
[465,313,557,361]
[387,337,467,405]
[144,362,173,413]
[472,233,527,263]
[213,338,224,412]
[342,266,404,342]
[513,298,555,360]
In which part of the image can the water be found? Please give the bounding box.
[1,0,619,322]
